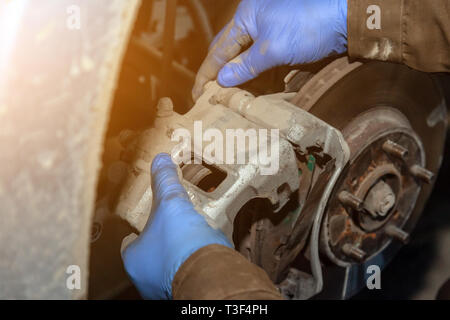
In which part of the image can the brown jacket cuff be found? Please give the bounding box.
[172,244,283,300]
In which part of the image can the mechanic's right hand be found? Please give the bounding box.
[192,0,348,101]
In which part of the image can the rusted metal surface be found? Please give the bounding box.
[321,107,426,266]
[290,56,363,111]
[294,58,447,299]
[0,0,141,299]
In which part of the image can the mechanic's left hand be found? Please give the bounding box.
[121,153,232,300]
[192,0,348,101]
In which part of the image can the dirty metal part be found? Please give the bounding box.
[115,82,321,239]
[257,57,366,299]
[115,81,349,281]
[206,83,349,163]
[113,54,446,301]
[321,107,425,266]
[113,82,349,300]
[338,191,363,212]
[156,96,175,117]
[199,84,350,289]
[293,58,446,299]
[196,85,350,297]
[236,57,446,300]
[290,57,363,111]
[382,140,409,160]
[278,268,316,300]
[410,164,434,184]
[385,224,410,243]
[250,57,365,299]
[355,163,402,225]
[342,244,366,261]
[283,70,314,94]
[364,180,396,218]
[0,0,141,299]
[226,57,367,299]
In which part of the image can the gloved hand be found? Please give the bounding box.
[192,0,348,100]
[121,153,232,300]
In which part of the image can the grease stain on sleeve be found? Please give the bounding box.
[364,38,393,61]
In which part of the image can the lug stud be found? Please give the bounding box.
[342,244,366,261]
[382,140,409,160]
[338,191,363,211]
[410,165,434,184]
[386,225,410,244]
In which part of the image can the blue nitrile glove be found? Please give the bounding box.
[192,0,348,100]
[121,153,232,300]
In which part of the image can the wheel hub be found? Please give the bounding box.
[321,107,433,266]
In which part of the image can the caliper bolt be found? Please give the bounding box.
[386,225,410,244]
[382,140,409,160]
[342,244,366,261]
[338,191,363,211]
[410,165,434,184]
[156,97,174,118]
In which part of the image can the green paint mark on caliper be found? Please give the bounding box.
[307,154,316,172]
